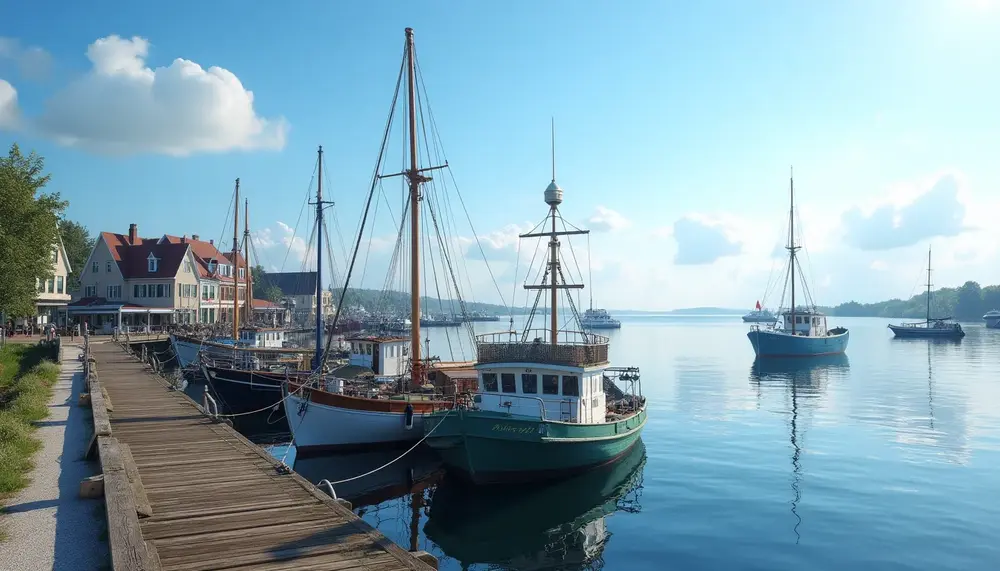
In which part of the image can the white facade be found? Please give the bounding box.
[474,363,608,423]
[346,337,409,377]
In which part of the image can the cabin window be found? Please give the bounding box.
[542,374,559,395]
[795,316,802,324]
[366,344,372,356]
[521,374,538,394]
[501,373,517,393]
[562,375,580,397]
[482,373,498,392]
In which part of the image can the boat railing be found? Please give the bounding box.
[475,329,610,367]
[490,393,550,420]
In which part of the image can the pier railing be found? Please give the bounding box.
[475,329,610,367]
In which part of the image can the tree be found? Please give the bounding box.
[58,219,95,291]
[0,143,66,318]
[954,280,983,320]
[252,265,283,303]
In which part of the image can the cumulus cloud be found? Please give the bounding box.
[841,174,966,251]
[0,79,18,129]
[588,206,631,232]
[462,223,532,263]
[0,37,51,80]
[3,35,287,155]
[672,215,742,265]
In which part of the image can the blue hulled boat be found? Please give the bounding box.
[747,170,849,358]
[888,246,965,340]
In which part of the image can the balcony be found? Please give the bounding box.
[475,329,610,368]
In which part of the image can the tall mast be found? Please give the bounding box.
[405,27,422,383]
[244,198,251,323]
[314,146,324,370]
[232,178,240,340]
[926,245,932,323]
[549,120,559,344]
[788,168,797,335]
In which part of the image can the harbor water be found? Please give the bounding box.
[229,314,1000,569]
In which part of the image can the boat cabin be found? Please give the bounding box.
[473,364,608,423]
[782,308,829,336]
[345,335,409,377]
[238,327,286,348]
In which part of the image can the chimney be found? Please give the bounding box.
[128,223,138,245]
[209,239,214,245]
[181,234,187,243]
[192,234,200,241]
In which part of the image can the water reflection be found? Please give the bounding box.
[750,355,850,543]
[424,441,647,570]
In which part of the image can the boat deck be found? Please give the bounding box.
[85,338,436,571]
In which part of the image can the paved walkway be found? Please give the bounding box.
[0,342,108,570]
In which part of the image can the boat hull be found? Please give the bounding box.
[747,329,849,357]
[201,365,285,416]
[888,325,965,339]
[170,334,206,368]
[580,322,621,329]
[984,317,1000,329]
[283,383,452,455]
[742,316,776,323]
[424,408,646,485]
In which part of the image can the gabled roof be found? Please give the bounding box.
[159,235,248,280]
[258,271,318,296]
[100,232,189,279]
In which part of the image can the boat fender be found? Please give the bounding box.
[404,403,414,430]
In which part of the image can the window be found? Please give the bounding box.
[85,285,97,297]
[522,374,538,394]
[562,375,580,397]
[501,373,517,393]
[56,276,64,294]
[92,261,98,273]
[200,308,208,322]
[542,374,559,395]
[402,346,409,356]
[366,344,372,356]
[156,284,165,297]
[202,285,209,301]
[133,285,140,298]
[46,279,54,293]
[239,268,245,279]
[107,285,122,300]
[184,261,192,273]
[36,278,43,293]
[52,250,58,264]
[482,373,498,392]
[106,260,112,272]
[147,253,158,273]
[140,284,148,298]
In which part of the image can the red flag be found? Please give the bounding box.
[755,300,761,310]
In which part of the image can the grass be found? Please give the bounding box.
[0,342,60,502]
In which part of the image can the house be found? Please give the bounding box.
[69,224,252,331]
[28,234,73,328]
[252,299,290,327]
[256,271,334,326]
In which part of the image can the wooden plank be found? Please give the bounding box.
[119,443,153,518]
[103,386,114,413]
[90,385,113,437]
[100,437,160,571]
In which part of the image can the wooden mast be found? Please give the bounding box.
[232,178,240,340]
[788,169,797,335]
[549,120,558,345]
[244,198,251,324]
[405,27,422,385]
[314,146,324,370]
[926,245,932,323]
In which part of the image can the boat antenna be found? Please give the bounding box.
[551,116,556,183]
[587,232,593,311]
[232,178,240,341]
[926,244,932,323]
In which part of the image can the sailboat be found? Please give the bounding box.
[281,28,465,454]
[170,180,307,369]
[888,246,965,339]
[747,171,849,358]
[422,123,647,485]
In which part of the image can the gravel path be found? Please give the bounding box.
[0,342,108,570]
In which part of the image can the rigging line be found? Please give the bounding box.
[587,233,593,309]
[426,190,476,349]
[280,169,318,273]
[511,233,522,321]
[423,201,457,359]
[215,184,237,258]
[322,219,341,293]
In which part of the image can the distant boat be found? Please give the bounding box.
[983,309,1000,329]
[888,246,965,339]
[419,314,463,327]
[580,307,621,329]
[464,310,500,322]
[742,301,776,323]
[747,170,849,358]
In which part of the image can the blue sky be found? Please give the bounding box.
[2,1,999,310]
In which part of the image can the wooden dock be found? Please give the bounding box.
[82,338,437,571]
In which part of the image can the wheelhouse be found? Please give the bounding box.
[782,308,828,336]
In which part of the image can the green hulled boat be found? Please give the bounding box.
[424,133,647,484]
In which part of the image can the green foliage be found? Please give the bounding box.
[0,143,67,317]
[58,219,95,291]
[0,343,59,500]
[830,280,1000,321]
[251,265,284,303]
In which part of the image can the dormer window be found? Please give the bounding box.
[208,260,217,273]
[148,253,158,273]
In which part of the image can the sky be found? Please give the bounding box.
[2,0,999,311]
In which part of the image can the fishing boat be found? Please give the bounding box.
[984,309,1000,329]
[888,246,965,339]
[579,307,621,329]
[464,310,500,322]
[423,124,647,485]
[282,28,478,454]
[747,171,849,358]
[742,301,776,323]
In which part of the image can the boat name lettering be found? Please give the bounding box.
[490,423,536,434]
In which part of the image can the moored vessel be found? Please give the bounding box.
[984,309,1000,329]
[888,246,965,339]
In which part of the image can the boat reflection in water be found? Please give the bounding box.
[424,440,646,569]
[750,354,849,543]
[292,446,444,510]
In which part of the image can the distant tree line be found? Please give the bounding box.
[827,281,1000,321]
[331,287,518,316]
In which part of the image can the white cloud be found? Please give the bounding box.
[0,37,51,81]
[671,215,743,265]
[588,206,631,232]
[0,79,18,129]
[4,35,287,156]
[462,222,533,263]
